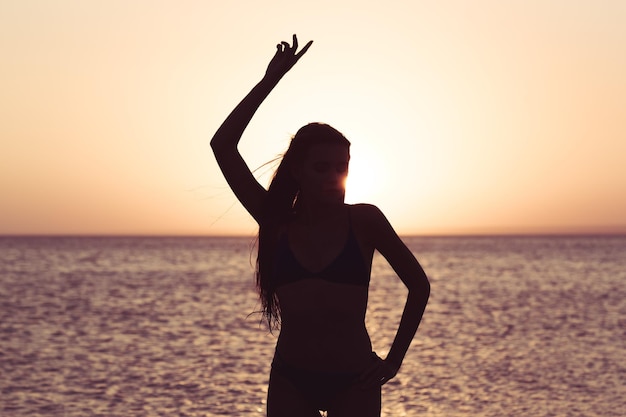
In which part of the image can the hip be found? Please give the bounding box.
[275,329,373,372]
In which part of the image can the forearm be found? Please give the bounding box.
[211,35,311,153]
[210,75,280,152]
[386,282,430,369]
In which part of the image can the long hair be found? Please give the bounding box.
[256,122,350,330]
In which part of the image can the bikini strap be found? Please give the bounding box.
[347,204,356,234]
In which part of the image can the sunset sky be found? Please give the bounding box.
[2,1,625,236]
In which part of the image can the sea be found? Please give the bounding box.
[1,235,624,417]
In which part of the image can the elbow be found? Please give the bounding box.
[420,277,431,300]
[210,137,233,156]
[210,142,222,161]
[210,137,222,153]
[409,272,430,300]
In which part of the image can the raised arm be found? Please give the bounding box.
[210,35,313,223]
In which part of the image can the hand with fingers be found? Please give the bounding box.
[360,353,401,388]
[264,34,313,81]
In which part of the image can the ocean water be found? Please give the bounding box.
[0,235,624,417]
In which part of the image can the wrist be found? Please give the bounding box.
[260,72,283,86]
[385,355,402,372]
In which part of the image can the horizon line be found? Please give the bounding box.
[2,231,625,239]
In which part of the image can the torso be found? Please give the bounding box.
[272,204,375,372]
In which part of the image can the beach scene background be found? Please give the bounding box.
[2,235,624,416]
[3,2,625,416]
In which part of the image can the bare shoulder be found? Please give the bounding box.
[349,203,393,244]
[350,203,388,224]
[349,204,428,293]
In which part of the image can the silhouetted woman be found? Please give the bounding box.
[211,35,430,417]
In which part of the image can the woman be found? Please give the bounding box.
[211,35,430,416]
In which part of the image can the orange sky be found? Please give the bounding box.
[1,1,625,236]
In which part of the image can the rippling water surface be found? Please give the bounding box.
[1,236,625,416]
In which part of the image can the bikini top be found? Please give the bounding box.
[272,223,370,289]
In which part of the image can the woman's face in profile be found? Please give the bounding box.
[295,144,350,204]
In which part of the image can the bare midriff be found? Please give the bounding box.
[275,278,373,372]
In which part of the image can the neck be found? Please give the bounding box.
[295,197,346,225]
